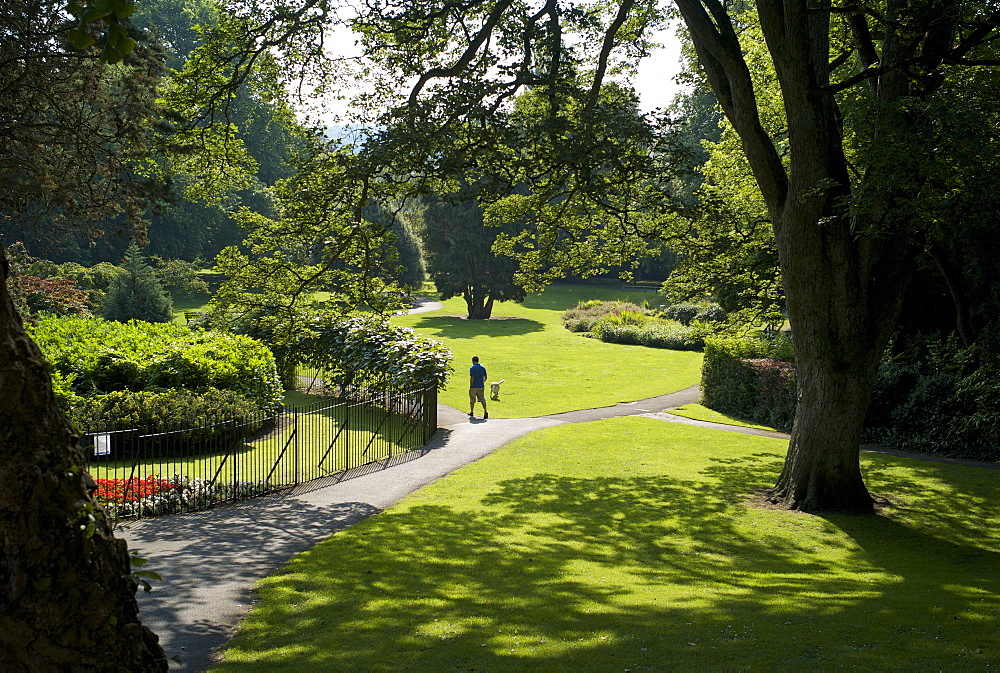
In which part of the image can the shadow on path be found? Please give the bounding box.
[123,381,996,670]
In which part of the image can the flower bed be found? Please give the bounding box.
[93,474,273,519]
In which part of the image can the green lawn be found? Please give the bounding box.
[393,284,702,417]
[667,403,783,432]
[215,417,1000,671]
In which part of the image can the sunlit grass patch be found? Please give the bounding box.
[394,284,702,418]
[216,418,1000,671]
[667,403,782,432]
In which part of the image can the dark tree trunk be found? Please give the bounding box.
[673,0,934,511]
[464,288,494,319]
[0,248,167,670]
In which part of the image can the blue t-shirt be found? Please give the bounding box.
[470,363,487,388]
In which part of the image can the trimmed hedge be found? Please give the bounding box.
[70,388,269,452]
[701,333,796,430]
[597,322,707,351]
[30,314,282,411]
[29,315,282,441]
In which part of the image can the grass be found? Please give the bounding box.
[667,403,783,432]
[393,284,702,417]
[170,294,211,325]
[215,417,1000,671]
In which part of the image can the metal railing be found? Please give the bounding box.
[83,384,438,520]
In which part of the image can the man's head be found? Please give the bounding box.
[472,356,479,363]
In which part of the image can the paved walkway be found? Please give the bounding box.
[123,386,705,670]
[122,385,1000,671]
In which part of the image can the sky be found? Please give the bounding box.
[631,26,688,112]
[312,23,687,125]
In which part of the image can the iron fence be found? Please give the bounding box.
[83,384,438,519]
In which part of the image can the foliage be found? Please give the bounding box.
[151,256,210,298]
[303,315,453,391]
[701,333,797,430]
[561,300,646,333]
[595,321,707,352]
[365,200,426,292]
[207,141,411,381]
[13,276,99,317]
[0,0,164,242]
[69,387,268,443]
[660,301,726,326]
[422,195,525,320]
[100,244,174,323]
[28,314,282,414]
[865,333,1000,461]
[591,309,651,338]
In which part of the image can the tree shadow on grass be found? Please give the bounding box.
[405,314,545,338]
[216,451,999,670]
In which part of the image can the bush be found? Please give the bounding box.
[661,301,727,326]
[595,321,707,351]
[591,309,650,339]
[29,314,283,415]
[864,333,1000,460]
[70,388,269,451]
[562,300,647,333]
[701,332,796,429]
[662,302,701,325]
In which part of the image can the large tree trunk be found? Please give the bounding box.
[464,288,495,319]
[0,248,167,670]
[674,0,922,511]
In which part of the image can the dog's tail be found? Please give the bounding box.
[498,379,505,384]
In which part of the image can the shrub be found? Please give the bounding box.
[661,301,727,326]
[701,332,796,429]
[29,314,283,415]
[591,309,650,339]
[304,315,453,391]
[595,321,706,351]
[562,300,646,333]
[662,302,701,325]
[864,333,1000,460]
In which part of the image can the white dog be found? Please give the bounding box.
[489,379,505,400]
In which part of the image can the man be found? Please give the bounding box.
[469,355,488,419]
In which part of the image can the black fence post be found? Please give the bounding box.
[423,385,438,443]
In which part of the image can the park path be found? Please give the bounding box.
[122,385,714,671]
[122,298,1000,670]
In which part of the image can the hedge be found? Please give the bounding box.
[29,314,283,414]
[30,315,282,443]
[597,322,706,351]
[68,388,268,448]
[701,333,796,430]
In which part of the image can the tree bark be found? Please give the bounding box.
[465,288,495,319]
[0,247,167,670]
[674,0,924,511]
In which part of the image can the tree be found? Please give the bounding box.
[670,0,1000,511]
[423,196,525,319]
[206,139,409,385]
[342,0,1000,512]
[101,244,175,322]
[0,1,167,666]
